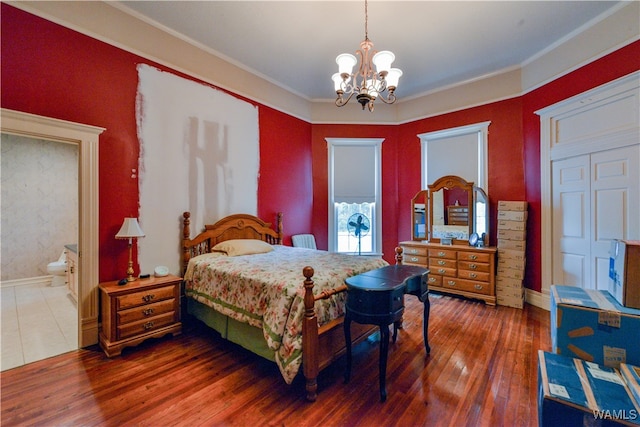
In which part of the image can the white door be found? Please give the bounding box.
[591,145,640,292]
[552,155,590,287]
[552,145,640,290]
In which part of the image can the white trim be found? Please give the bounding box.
[0,276,52,289]
[525,289,550,311]
[418,121,491,190]
[536,71,640,296]
[326,138,384,255]
[1,108,104,347]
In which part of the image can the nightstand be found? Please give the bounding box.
[99,274,182,357]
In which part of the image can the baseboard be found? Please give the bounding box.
[0,275,51,288]
[525,288,550,311]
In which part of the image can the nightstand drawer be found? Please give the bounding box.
[116,285,176,310]
[118,311,177,340]
[117,298,176,324]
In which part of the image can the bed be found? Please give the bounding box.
[181,212,389,401]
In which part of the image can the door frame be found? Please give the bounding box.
[537,71,640,306]
[1,108,104,347]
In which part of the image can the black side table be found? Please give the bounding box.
[344,265,430,402]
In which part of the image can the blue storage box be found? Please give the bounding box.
[550,285,640,367]
[538,351,640,426]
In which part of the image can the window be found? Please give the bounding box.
[327,138,383,255]
[418,121,490,190]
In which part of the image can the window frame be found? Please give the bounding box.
[326,137,384,255]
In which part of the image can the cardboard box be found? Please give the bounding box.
[620,364,640,406]
[497,210,528,222]
[498,248,526,261]
[497,228,527,241]
[551,285,640,367]
[496,266,525,280]
[496,276,523,290]
[497,219,527,231]
[538,350,640,426]
[497,294,524,309]
[498,257,526,271]
[497,239,526,251]
[497,201,528,211]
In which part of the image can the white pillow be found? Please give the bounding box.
[212,239,274,257]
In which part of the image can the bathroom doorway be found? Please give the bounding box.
[1,133,79,370]
[1,108,103,371]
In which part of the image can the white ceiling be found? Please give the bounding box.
[117,1,623,102]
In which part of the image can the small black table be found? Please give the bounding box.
[344,264,430,402]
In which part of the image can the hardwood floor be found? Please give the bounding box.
[1,293,551,426]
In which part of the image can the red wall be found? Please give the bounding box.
[3,4,639,291]
[1,4,312,281]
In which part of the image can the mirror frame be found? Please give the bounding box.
[473,186,490,246]
[427,175,474,245]
[411,189,429,241]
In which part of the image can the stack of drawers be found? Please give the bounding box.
[99,275,182,357]
[496,201,528,308]
[400,241,497,305]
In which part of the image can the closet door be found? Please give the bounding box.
[552,145,640,290]
[552,155,591,287]
[591,145,640,292]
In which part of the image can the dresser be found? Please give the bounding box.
[399,241,497,305]
[99,274,182,357]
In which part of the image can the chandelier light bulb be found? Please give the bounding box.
[372,50,395,75]
[336,54,357,76]
[386,68,403,89]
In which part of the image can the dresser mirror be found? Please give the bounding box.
[411,176,490,244]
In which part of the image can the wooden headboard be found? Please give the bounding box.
[181,212,283,276]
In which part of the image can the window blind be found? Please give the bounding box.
[333,145,376,203]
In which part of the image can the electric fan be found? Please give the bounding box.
[347,213,370,255]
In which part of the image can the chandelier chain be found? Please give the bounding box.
[364,0,368,40]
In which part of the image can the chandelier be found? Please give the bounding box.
[332,0,402,112]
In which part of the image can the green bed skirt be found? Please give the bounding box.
[187,298,276,362]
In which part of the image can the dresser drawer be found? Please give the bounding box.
[401,245,427,256]
[117,298,176,324]
[428,248,457,260]
[116,285,176,310]
[429,257,457,269]
[118,311,177,340]
[458,260,490,274]
[426,274,442,287]
[441,278,491,295]
[458,251,492,263]
[404,255,427,265]
[429,265,456,277]
[458,270,490,282]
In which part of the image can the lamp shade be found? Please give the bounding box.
[372,50,395,74]
[386,68,403,89]
[336,53,357,75]
[115,218,145,239]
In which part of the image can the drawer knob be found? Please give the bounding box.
[470,273,477,278]
[142,294,156,302]
[469,255,478,260]
[437,260,445,266]
[438,269,446,274]
[143,308,155,316]
[438,251,445,257]
[428,277,436,283]
[474,284,483,290]
[470,264,478,270]
[143,321,155,330]
[411,257,419,262]
[447,280,456,286]
[408,249,418,254]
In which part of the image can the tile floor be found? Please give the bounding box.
[1,282,78,371]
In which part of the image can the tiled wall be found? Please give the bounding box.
[1,134,78,281]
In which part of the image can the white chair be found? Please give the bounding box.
[292,234,317,250]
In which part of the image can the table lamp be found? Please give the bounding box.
[115,217,145,282]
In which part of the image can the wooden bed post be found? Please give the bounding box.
[182,212,191,276]
[302,266,318,402]
[395,246,403,265]
[276,212,283,244]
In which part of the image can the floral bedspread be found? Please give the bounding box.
[184,245,387,384]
